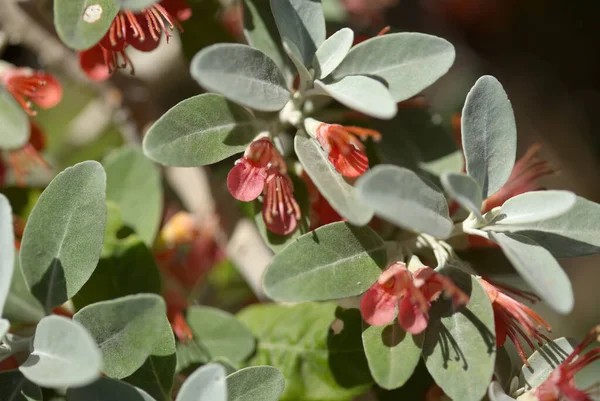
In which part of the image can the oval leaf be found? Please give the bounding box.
[0,318,8,339]
[270,0,325,65]
[0,194,15,315]
[227,366,285,401]
[263,222,386,302]
[282,38,312,89]
[0,370,42,401]
[54,0,119,50]
[0,90,30,150]
[118,0,158,12]
[143,94,258,167]
[73,294,167,379]
[314,28,354,79]
[20,161,107,313]
[362,321,421,390]
[519,337,576,390]
[423,268,496,401]
[19,315,102,388]
[490,232,573,314]
[493,190,576,225]
[176,364,227,401]
[332,33,455,102]
[104,147,162,246]
[440,172,483,219]
[488,382,517,401]
[462,76,517,198]
[356,165,453,239]
[295,131,374,225]
[314,76,397,120]
[2,257,45,324]
[67,377,157,401]
[191,44,290,112]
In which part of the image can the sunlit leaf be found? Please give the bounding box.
[227,366,285,401]
[314,28,354,79]
[519,337,576,390]
[175,364,227,401]
[488,382,517,401]
[54,0,119,50]
[492,190,577,226]
[0,194,15,316]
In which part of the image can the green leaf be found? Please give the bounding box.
[19,315,102,388]
[492,190,576,226]
[362,320,421,390]
[19,161,107,313]
[0,370,42,401]
[484,196,600,258]
[227,366,285,401]
[54,0,119,50]
[2,257,45,324]
[461,76,517,198]
[519,337,575,389]
[490,232,573,314]
[282,38,313,89]
[143,94,258,167]
[73,294,167,379]
[332,33,455,102]
[67,377,157,401]
[314,76,397,120]
[117,0,158,12]
[0,194,15,316]
[488,382,516,401]
[440,173,483,219]
[0,90,30,150]
[263,222,386,302]
[237,302,370,401]
[103,146,162,246]
[270,0,326,65]
[356,165,453,239]
[175,364,227,401]
[295,131,374,225]
[184,306,255,364]
[0,318,8,339]
[423,268,496,401]
[314,28,354,79]
[191,44,290,112]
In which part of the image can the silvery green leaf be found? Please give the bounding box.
[117,0,157,12]
[490,232,573,314]
[143,94,258,167]
[191,44,290,112]
[243,0,287,75]
[0,194,15,316]
[2,257,45,324]
[0,318,8,339]
[332,33,455,102]
[54,0,119,50]
[20,161,107,313]
[440,172,483,219]
[488,382,516,401]
[294,131,374,225]
[19,315,102,388]
[519,337,575,390]
[175,364,227,401]
[226,366,285,401]
[67,377,158,401]
[0,90,30,150]
[313,28,354,79]
[492,190,576,225]
[356,165,453,239]
[0,370,42,401]
[314,76,397,120]
[270,0,325,65]
[461,76,517,198]
[282,38,312,88]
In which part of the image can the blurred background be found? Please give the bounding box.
[1,0,599,350]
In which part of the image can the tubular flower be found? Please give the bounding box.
[262,166,301,236]
[360,263,469,334]
[479,278,551,365]
[528,325,600,401]
[78,0,191,81]
[227,139,275,202]
[316,123,382,178]
[1,68,62,115]
[1,121,50,187]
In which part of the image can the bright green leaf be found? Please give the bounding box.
[263,222,386,302]
[54,0,119,50]
[227,366,285,401]
[0,90,30,150]
[490,232,573,314]
[423,268,496,401]
[191,44,290,111]
[67,377,157,401]
[73,294,167,379]
[143,94,258,167]
[19,315,102,388]
[332,33,455,102]
[314,75,397,120]
[440,172,483,219]
[175,364,227,401]
[0,194,15,316]
[295,131,374,225]
[0,370,42,401]
[462,76,517,198]
[103,146,162,246]
[356,165,453,239]
[20,161,107,313]
[492,190,576,226]
[314,28,354,79]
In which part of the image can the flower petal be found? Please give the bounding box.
[398,296,429,334]
[227,160,267,202]
[79,47,111,82]
[328,146,369,178]
[33,73,62,109]
[360,283,397,326]
[161,0,192,22]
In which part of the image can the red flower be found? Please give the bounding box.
[1,68,62,115]
[227,139,274,202]
[1,121,50,187]
[479,278,551,365]
[316,123,381,178]
[360,263,469,334]
[262,166,301,236]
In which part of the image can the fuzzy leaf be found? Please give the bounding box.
[54,0,119,50]
[314,28,354,79]
[176,364,227,401]
[493,190,577,225]
[519,337,575,390]
[0,194,15,316]
[227,366,286,401]
[67,377,157,401]
[117,0,158,12]
[440,173,483,218]
[2,257,45,324]
[282,38,312,88]
[0,370,42,401]
[0,90,30,150]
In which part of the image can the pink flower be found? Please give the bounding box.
[227,139,275,202]
[360,263,469,334]
[1,67,62,115]
[532,325,600,401]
